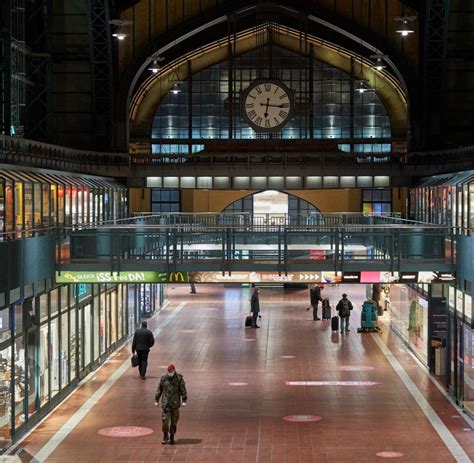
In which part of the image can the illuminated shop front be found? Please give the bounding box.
[0,282,159,448]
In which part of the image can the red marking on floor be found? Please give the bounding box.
[376,451,404,458]
[283,415,322,423]
[98,426,154,437]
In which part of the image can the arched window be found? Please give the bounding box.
[152,45,392,157]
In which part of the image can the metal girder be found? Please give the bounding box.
[88,0,114,149]
[422,0,450,148]
[25,0,53,142]
[0,0,12,135]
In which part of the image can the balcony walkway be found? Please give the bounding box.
[10,285,473,462]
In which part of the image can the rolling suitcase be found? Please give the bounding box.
[245,315,252,327]
[331,316,339,331]
[322,299,331,320]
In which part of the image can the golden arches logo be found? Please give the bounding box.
[168,272,188,283]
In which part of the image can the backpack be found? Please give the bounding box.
[340,299,351,317]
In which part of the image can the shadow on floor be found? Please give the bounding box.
[176,439,203,445]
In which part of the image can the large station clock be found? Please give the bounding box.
[241,79,294,132]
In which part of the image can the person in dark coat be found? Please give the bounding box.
[132,321,155,379]
[309,285,323,320]
[250,286,260,328]
[336,293,353,333]
[155,364,187,445]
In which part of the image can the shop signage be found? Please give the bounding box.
[56,270,456,285]
[56,271,168,284]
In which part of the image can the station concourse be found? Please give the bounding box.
[11,285,474,462]
[1,0,474,462]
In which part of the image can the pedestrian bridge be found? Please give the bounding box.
[55,213,456,285]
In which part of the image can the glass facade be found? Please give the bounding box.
[0,169,128,237]
[389,285,429,365]
[152,45,391,157]
[0,282,163,446]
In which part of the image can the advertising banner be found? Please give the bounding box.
[56,270,455,285]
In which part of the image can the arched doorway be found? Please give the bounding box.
[223,190,319,224]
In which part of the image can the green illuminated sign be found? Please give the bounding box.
[56,271,169,284]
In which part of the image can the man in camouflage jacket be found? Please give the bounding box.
[155,364,187,445]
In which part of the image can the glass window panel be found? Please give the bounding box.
[60,311,69,389]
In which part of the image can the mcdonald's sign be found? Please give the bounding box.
[167,272,189,283]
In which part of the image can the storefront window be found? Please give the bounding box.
[14,303,23,336]
[50,184,58,225]
[57,185,64,225]
[50,318,59,398]
[84,304,91,368]
[466,295,472,326]
[389,285,429,365]
[50,289,58,318]
[60,286,68,313]
[5,181,13,233]
[39,293,48,323]
[33,183,41,228]
[93,299,99,361]
[100,293,106,354]
[463,324,474,415]
[14,335,26,428]
[26,327,39,417]
[128,286,136,336]
[0,346,12,445]
[117,287,123,341]
[14,181,23,232]
[60,311,69,389]
[39,325,49,406]
[0,309,10,343]
[457,290,464,318]
[448,286,455,310]
[110,291,117,345]
[70,306,76,381]
[42,184,50,226]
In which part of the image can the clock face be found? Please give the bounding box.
[241,80,293,132]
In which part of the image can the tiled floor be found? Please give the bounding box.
[13,285,474,462]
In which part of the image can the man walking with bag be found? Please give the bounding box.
[132,321,155,379]
[336,293,353,333]
[155,364,188,445]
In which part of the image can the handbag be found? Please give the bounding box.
[131,354,139,368]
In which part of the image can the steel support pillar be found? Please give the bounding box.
[0,0,12,135]
[25,0,53,142]
[422,0,450,148]
[88,0,114,149]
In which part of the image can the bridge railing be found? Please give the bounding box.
[58,223,454,275]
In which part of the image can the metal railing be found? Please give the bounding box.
[0,135,128,171]
[59,222,455,275]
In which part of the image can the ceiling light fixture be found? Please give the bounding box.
[370,54,387,71]
[148,60,161,74]
[395,16,416,36]
[109,19,132,41]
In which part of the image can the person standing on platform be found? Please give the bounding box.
[250,285,261,328]
[336,293,353,333]
[189,283,197,294]
[132,321,155,379]
[155,364,188,445]
[308,285,323,320]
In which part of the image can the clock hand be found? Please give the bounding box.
[263,98,270,118]
[259,102,286,109]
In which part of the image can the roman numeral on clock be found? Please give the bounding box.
[255,116,263,126]
[256,86,262,94]
[248,110,256,120]
[265,119,271,128]
[264,83,271,92]
[279,110,288,118]
[246,103,254,108]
